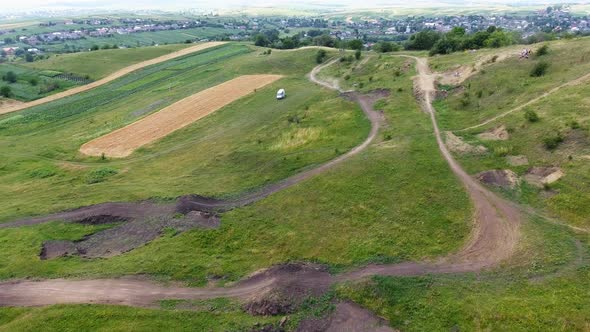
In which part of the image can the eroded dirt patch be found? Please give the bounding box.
[476,169,520,189]
[477,125,509,141]
[296,301,396,332]
[507,155,529,166]
[524,166,564,187]
[445,132,488,155]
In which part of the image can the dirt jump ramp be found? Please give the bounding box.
[80,74,282,158]
[0,42,227,115]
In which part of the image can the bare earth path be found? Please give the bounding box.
[0,57,522,309]
[0,42,226,115]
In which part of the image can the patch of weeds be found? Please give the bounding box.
[494,145,512,157]
[543,133,564,150]
[85,167,118,184]
[530,61,550,77]
[568,120,581,130]
[524,109,540,122]
[286,292,336,330]
[28,167,57,179]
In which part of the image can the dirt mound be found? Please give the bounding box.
[524,167,564,187]
[476,170,520,189]
[506,155,529,166]
[445,132,488,155]
[296,301,396,332]
[243,263,332,316]
[477,125,509,141]
[40,240,79,260]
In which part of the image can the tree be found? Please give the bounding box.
[4,37,13,44]
[25,53,34,62]
[90,44,99,51]
[348,39,363,50]
[316,49,327,64]
[355,49,361,60]
[313,34,336,47]
[254,34,269,47]
[484,30,513,48]
[0,86,11,97]
[4,71,17,83]
[406,30,441,50]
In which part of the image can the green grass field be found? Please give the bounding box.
[0,63,80,101]
[25,44,191,80]
[0,52,471,285]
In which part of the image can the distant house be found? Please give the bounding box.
[2,47,19,55]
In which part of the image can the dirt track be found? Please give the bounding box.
[0,57,522,312]
[0,42,226,116]
[80,74,282,158]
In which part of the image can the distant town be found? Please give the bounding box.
[1,4,588,59]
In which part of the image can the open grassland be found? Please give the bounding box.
[432,37,590,228]
[0,43,368,220]
[337,216,590,331]
[81,74,283,157]
[0,42,226,115]
[0,55,471,286]
[25,44,191,80]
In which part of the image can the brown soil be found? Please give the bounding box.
[477,125,509,141]
[476,169,520,189]
[0,57,522,327]
[296,301,396,332]
[40,240,80,260]
[506,155,529,166]
[0,42,227,116]
[445,131,488,155]
[524,166,564,187]
[80,74,282,158]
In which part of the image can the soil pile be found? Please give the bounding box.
[506,155,529,166]
[524,167,564,187]
[445,132,488,154]
[476,170,520,189]
[296,301,396,332]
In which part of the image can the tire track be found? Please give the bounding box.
[0,56,522,309]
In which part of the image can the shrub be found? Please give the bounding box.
[0,86,11,97]
[85,167,118,184]
[543,133,563,150]
[344,74,351,80]
[530,61,549,77]
[524,109,539,122]
[568,120,580,129]
[29,78,38,86]
[355,50,361,60]
[29,167,57,179]
[493,145,512,157]
[315,49,327,64]
[3,71,17,83]
[536,44,549,56]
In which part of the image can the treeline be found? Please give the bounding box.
[407,26,517,55]
[252,29,363,50]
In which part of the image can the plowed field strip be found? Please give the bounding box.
[0,42,227,115]
[80,74,282,158]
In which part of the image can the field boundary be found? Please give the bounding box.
[0,42,227,115]
[80,74,283,158]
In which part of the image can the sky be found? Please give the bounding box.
[1,0,578,12]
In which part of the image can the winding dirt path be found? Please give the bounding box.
[0,42,226,115]
[0,57,522,309]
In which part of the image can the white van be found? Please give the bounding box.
[276,89,286,100]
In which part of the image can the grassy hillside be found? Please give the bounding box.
[25,44,191,80]
[432,37,590,228]
[0,53,471,285]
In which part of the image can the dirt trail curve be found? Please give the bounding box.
[0,42,227,116]
[0,57,522,308]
